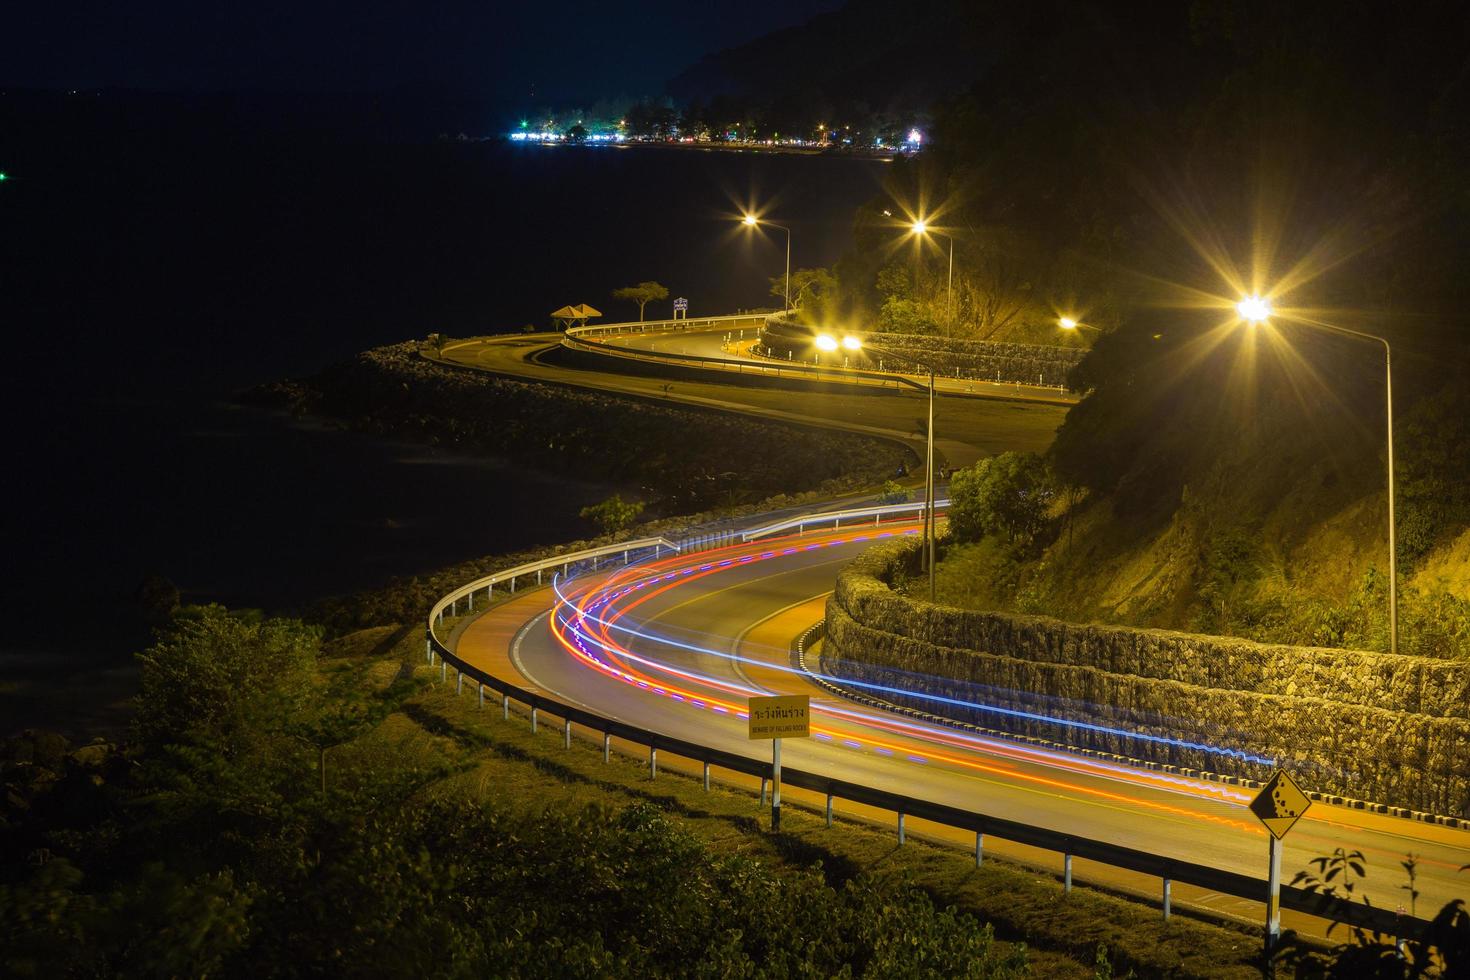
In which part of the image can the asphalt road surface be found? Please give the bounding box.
[453,523,1470,942]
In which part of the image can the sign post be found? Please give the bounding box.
[748,694,810,832]
[1248,770,1312,957]
[672,297,689,320]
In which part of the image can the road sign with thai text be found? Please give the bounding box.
[748,695,809,739]
[1249,770,1313,840]
[673,297,689,311]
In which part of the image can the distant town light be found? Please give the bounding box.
[907,128,923,145]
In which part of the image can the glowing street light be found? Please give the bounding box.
[1058,316,1078,330]
[1236,295,1399,654]
[831,333,938,601]
[1236,295,1272,323]
[741,213,792,313]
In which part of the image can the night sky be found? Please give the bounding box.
[3,0,842,109]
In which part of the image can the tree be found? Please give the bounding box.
[579,494,645,535]
[288,664,425,795]
[134,605,319,747]
[769,267,837,319]
[611,281,669,322]
[948,452,1056,546]
[567,124,588,143]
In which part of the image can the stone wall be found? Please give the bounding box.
[822,539,1470,815]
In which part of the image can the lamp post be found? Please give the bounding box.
[820,333,937,601]
[1237,295,1398,654]
[911,219,954,337]
[743,214,792,313]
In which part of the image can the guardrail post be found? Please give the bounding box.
[502,693,510,721]
[825,793,833,828]
[1162,877,1172,922]
[623,549,629,564]
[603,732,611,763]
[510,576,516,594]
[1064,852,1073,894]
[537,569,542,584]
[975,831,984,867]
[563,720,572,749]
[530,706,538,733]
[456,670,463,695]
[440,661,447,683]
[897,812,906,845]
[478,683,484,708]
[702,761,710,791]
[760,778,768,807]
[425,637,432,662]
[649,746,657,779]
[466,593,472,613]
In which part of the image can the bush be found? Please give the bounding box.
[948,452,1056,546]
[579,494,646,535]
[134,605,320,746]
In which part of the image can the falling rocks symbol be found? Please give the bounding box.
[1249,770,1313,840]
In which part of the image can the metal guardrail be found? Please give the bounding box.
[741,499,949,542]
[565,313,764,340]
[430,536,680,625]
[425,507,1436,946]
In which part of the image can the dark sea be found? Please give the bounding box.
[0,101,887,725]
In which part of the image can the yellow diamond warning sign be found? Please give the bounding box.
[1249,770,1313,839]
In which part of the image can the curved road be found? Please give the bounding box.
[452,523,1470,941]
[437,334,1066,470]
[610,324,1079,404]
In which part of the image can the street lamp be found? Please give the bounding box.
[820,332,938,601]
[742,214,792,313]
[1058,316,1078,330]
[1236,295,1399,654]
[909,219,954,337]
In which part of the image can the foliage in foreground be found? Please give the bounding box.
[1273,848,1470,978]
[1,606,1030,978]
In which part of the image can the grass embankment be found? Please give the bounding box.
[357,626,1261,978]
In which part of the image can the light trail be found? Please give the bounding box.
[548,528,1266,833]
[556,530,1276,769]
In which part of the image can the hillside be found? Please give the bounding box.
[810,1,1470,656]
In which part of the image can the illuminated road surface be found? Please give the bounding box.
[609,325,1078,404]
[454,524,1470,936]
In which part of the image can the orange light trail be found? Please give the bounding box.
[550,528,1263,835]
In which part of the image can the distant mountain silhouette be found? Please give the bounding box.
[667,0,1004,113]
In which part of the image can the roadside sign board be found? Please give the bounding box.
[748,694,809,739]
[673,297,689,311]
[1249,770,1313,840]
